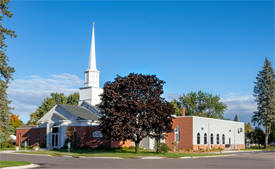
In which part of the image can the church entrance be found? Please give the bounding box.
[52,127,59,148]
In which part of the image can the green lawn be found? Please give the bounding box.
[242,146,275,151]
[0,147,26,151]
[0,160,31,168]
[0,147,15,151]
[17,148,225,158]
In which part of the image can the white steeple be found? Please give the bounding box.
[84,22,100,88]
[79,22,103,106]
[89,22,97,70]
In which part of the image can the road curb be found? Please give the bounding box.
[179,154,234,159]
[10,152,52,157]
[140,157,165,159]
[2,164,40,169]
[78,156,123,159]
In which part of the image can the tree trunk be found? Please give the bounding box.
[135,141,140,153]
[265,127,269,149]
[155,137,160,153]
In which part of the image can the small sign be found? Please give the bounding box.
[92,131,103,138]
[67,142,71,153]
[24,141,27,151]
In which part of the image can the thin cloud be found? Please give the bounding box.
[222,93,257,123]
[7,73,82,122]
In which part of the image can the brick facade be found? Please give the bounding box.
[67,126,132,149]
[67,126,111,149]
[16,125,131,149]
[16,116,245,150]
[165,117,193,150]
[16,126,46,147]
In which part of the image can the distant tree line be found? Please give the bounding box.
[171,91,227,119]
[245,122,275,147]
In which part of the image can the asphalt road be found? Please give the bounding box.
[0,152,274,169]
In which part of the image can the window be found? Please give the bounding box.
[85,73,89,83]
[204,133,207,144]
[92,131,103,138]
[27,134,30,145]
[197,133,200,144]
[37,133,40,143]
[52,127,59,133]
[210,134,213,144]
[222,134,225,144]
[174,126,180,143]
[216,134,220,144]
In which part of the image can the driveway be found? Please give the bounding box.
[0,151,274,169]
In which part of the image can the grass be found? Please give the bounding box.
[0,160,31,168]
[0,147,15,151]
[241,146,275,151]
[16,148,226,158]
[0,147,27,151]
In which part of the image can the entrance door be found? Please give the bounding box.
[52,127,59,148]
[52,133,59,148]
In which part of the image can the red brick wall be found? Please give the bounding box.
[165,117,193,151]
[16,127,46,147]
[67,126,111,149]
[16,125,133,149]
[68,126,133,149]
[110,140,132,148]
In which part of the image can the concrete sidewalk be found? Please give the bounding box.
[2,164,40,169]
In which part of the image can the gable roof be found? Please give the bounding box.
[58,104,100,121]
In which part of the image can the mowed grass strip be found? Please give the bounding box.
[0,160,31,168]
[16,148,226,158]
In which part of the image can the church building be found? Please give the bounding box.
[16,23,245,151]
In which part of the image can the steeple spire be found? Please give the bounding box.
[89,22,97,70]
[79,22,103,106]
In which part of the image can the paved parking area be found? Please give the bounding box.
[1,151,274,169]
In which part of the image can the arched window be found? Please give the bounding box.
[204,133,207,144]
[197,133,200,144]
[222,134,225,144]
[210,133,213,144]
[174,126,180,143]
[217,134,220,144]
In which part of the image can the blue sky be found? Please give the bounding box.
[5,0,274,123]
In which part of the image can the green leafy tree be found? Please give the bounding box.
[28,93,70,124]
[253,127,265,147]
[252,58,275,148]
[234,114,239,121]
[66,92,79,106]
[172,99,181,116]
[99,73,171,153]
[269,123,275,143]
[179,91,226,119]
[245,123,254,144]
[0,0,16,146]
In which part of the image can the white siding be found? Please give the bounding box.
[79,87,103,106]
[192,116,245,145]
